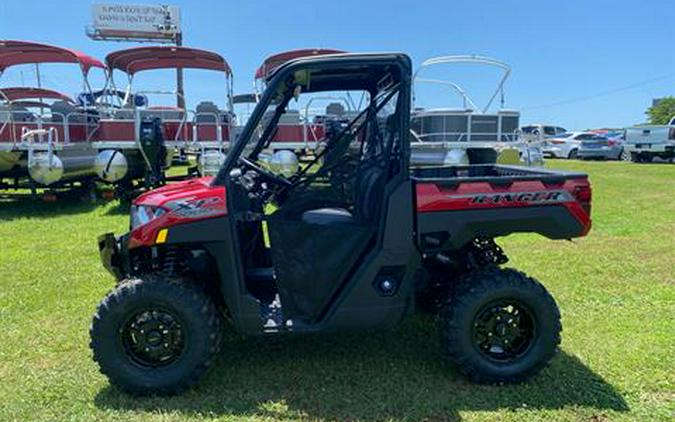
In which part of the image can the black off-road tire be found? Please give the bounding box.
[90,277,223,396]
[441,267,561,384]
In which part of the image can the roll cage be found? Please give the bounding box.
[215,53,412,186]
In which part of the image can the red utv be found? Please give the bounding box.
[91,53,592,395]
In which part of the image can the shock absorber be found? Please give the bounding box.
[161,247,188,278]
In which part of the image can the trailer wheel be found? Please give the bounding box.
[441,267,561,384]
[90,277,223,396]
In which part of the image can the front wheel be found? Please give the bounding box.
[619,149,631,162]
[567,149,578,159]
[90,277,223,396]
[441,268,561,384]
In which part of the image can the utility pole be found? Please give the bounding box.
[35,64,44,116]
[176,31,185,109]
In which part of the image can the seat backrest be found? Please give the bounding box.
[51,101,82,123]
[141,108,185,121]
[278,109,300,124]
[112,108,135,120]
[353,161,386,224]
[8,105,34,122]
[325,102,345,117]
[196,101,220,123]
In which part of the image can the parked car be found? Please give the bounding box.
[578,133,627,160]
[520,124,567,143]
[624,116,675,163]
[542,132,597,159]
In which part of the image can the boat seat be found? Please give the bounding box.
[302,208,353,225]
[51,101,84,123]
[7,105,34,122]
[278,110,300,124]
[195,102,220,123]
[141,108,185,121]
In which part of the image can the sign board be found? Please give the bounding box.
[88,3,181,42]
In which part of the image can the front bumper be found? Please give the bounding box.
[542,147,565,158]
[624,143,675,154]
[97,232,129,281]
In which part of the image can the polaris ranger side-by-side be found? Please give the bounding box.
[91,53,593,396]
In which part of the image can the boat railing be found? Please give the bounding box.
[0,109,97,146]
[412,131,520,143]
[192,111,232,150]
[301,97,353,150]
[21,126,59,169]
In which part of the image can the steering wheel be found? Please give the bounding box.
[238,156,293,187]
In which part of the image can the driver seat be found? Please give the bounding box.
[300,162,386,226]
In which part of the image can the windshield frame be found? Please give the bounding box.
[212,53,411,186]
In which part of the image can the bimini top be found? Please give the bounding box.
[0,40,105,74]
[0,87,74,103]
[105,46,232,75]
[255,48,346,80]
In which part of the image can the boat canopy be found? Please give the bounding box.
[105,46,232,75]
[255,48,346,80]
[232,93,257,104]
[0,87,74,103]
[0,40,105,74]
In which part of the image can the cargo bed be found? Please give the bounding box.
[411,164,592,250]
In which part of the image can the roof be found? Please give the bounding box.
[0,87,73,103]
[255,48,346,79]
[0,40,104,74]
[105,46,231,75]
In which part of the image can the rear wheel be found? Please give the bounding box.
[90,277,223,396]
[619,149,631,162]
[441,267,561,384]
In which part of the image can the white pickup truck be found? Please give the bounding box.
[624,116,675,162]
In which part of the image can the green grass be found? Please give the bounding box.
[0,160,673,422]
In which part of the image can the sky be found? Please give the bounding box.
[1,0,673,130]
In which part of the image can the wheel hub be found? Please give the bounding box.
[121,309,185,368]
[472,301,535,361]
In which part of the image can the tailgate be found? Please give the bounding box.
[626,126,672,145]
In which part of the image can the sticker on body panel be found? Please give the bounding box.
[450,190,574,205]
[165,196,226,218]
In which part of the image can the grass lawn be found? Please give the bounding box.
[0,160,673,422]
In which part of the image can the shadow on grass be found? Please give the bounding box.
[0,194,100,221]
[94,318,628,421]
[103,201,131,216]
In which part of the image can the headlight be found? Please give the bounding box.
[130,205,167,229]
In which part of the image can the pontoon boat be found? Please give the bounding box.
[0,40,105,189]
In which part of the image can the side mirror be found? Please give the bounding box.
[269,150,299,177]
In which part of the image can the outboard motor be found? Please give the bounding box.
[139,117,167,188]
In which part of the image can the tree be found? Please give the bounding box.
[646,97,675,124]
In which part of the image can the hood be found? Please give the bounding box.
[127,177,227,249]
[134,177,224,208]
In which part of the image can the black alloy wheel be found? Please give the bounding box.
[442,267,561,384]
[90,277,223,396]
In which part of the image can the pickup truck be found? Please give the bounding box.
[90,53,592,396]
[624,116,675,162]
